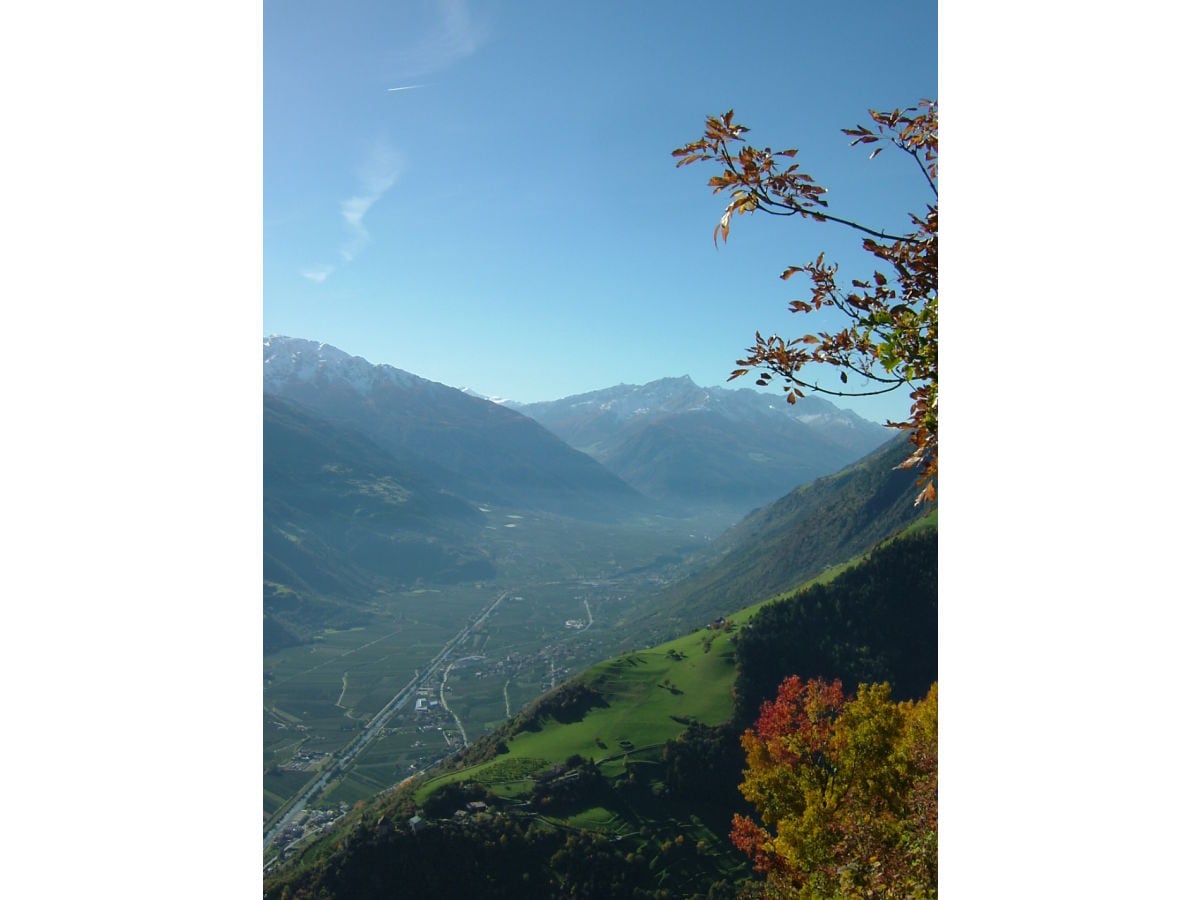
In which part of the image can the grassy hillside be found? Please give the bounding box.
[415,618,743,803]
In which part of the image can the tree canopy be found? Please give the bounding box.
[731,677,938,898]
[673,101,938,503]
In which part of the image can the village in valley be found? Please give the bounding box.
[265,588,646,860]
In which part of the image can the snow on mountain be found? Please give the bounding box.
[508,374,886,447]
[458,386,509,404]
[505,375,892,513]
[261,339,888,515]
[263,335,421,397]
[263,336,648,520]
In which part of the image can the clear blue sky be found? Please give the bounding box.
[265,0,937,421]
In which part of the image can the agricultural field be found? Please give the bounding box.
[263,589,484,818]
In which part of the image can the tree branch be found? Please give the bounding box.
[750,190,918,243]
[778,370,910,398]
[896,140,937,197]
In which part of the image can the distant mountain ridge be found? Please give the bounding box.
[509,375,890,513]
[263,337,647,521]
[508,375,882,450]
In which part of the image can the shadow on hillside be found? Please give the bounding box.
[515,682,611,733]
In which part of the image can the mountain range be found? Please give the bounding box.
[508,376,889,512]
[265,336,893,524]
[264,336,646,521]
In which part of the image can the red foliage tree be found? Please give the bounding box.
[732,677,937,898]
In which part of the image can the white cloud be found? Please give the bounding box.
[301,266,333,283]
[340,195,376,232]
[338,140,402,262]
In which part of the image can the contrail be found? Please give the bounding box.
[387,85,424,92]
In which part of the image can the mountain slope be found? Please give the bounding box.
[510,376,889,512]
[264,337,647,521]
[264,394,494,650]
[635,436,932,637]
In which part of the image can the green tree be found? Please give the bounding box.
[731,677,937,898]
[673,101,937,503]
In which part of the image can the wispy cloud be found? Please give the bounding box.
[434,0,485,61]
[340,195,377,233]
[392,0,488,78]
[301,140,404,281]
[301,266,333,284]
[338,140,403,262]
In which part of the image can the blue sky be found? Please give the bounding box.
[265,0,937,420]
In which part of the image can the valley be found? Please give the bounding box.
[263,504,733,841]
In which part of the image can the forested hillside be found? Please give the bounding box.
[731,526,937,722]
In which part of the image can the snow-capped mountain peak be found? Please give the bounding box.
[458,386,509,404]
[263,335,420,397]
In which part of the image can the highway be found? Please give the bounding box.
[264,590,509,849]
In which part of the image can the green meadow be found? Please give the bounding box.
[417,616,742,802]
[407,615,762,886]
